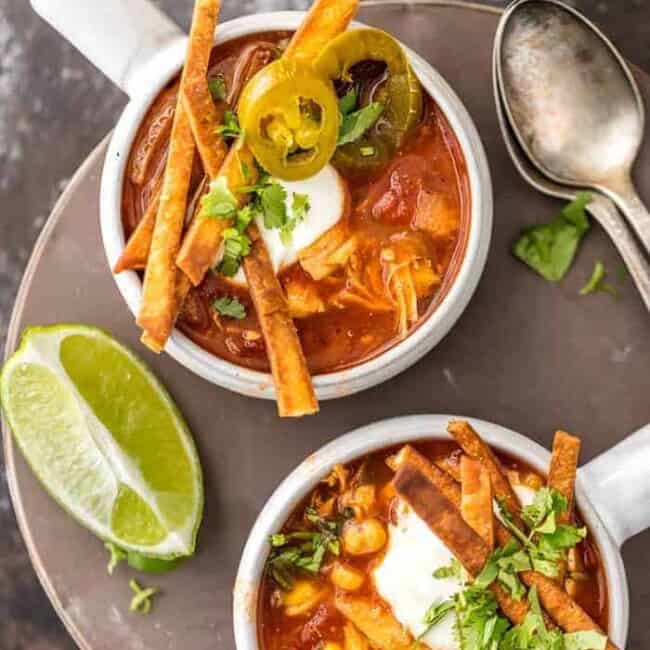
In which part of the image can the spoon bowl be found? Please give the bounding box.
[492,37,650,310]
[496,0,650,252]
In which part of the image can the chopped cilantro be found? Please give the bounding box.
[419,581,607,650]
[235,204,256,233]
[495,493,586,581]
[260,182,288,229]
[280,192,310,245]
[266,507,347,589]
[579,261,618,297]
[292,192,310,222]
[208,73,227,102]
[513,193,592,282]
[104,541,126,576]
[521,488,568,530]
[419,489,604,650]
[129,579,158,615]
[216,110,241,139]
[413,599,455,646]
[212,296,246,319]
[338,101,384,146]
[200,177,238,220]
[433,558,466,583]
[219,227,251,277]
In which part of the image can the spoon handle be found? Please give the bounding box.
[588,193,650,311]
[605,177,650,255]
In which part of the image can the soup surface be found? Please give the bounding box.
[257,439,608,649]
[122,31,470,374]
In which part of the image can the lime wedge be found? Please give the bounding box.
[0,325,203,558]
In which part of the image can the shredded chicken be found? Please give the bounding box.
[331,249,394,313]
[284,278,326,319]
[381,233,441,337]
[299,221,358,281]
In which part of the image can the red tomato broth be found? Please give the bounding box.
[257,441,608,649]
[121,31,470,375]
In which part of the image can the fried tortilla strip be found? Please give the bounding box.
[284,0,360,63]
[390,445,462,507]
[460,455,494,548]
[448,421,617,648]
[243,224,318,417]
[181,0,228,178]
[137,102,195,351]
[391,446,530,625]
[448,419,525,527]
[335,593,414,650]
[393,453,490,577]
[177,142,255,284]
[548,431,581,524]
[434,456,461,483]
[114,184,161,273]
[137,0,221,350]
[521,572,617,650]
[548,431,581,583]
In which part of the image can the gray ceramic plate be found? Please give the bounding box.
[3,2,650,649]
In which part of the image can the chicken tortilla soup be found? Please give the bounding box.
[258,421,612,650]
[119,28,469,382]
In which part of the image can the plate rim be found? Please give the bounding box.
[0,3,516,649]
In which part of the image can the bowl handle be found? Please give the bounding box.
[30,0,184,98]
[580,424,650,547]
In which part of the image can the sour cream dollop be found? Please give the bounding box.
[219,163,347,286]
[373,500,461,649]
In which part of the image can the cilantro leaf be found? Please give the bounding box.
[338,101,384,146]
[200,177,238,219]
[498,568,527,601]
[280,192,311,245]
[212,296,246,320]
[292,192,310,222]
[208,73,227,102]
[217,110,241,139]
[522,488,568,530]
[414,599,455,645]
[339,87,358,116]
[219,227,251,277]
[260,182,288,229]
[513,193,592,282]
[579,261,618,297]
[540,524,587,551]
[433,558,466,583]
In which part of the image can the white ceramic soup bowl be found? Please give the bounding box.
[234,414,650,649]
[31,1,492,401]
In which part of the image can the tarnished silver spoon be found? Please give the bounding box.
[495,0,650,254]
[493,61,650,310]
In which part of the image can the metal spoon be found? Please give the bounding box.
[495,0,650,254]
[493,44,650,310]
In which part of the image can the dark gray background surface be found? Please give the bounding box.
[1,1,649,648]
